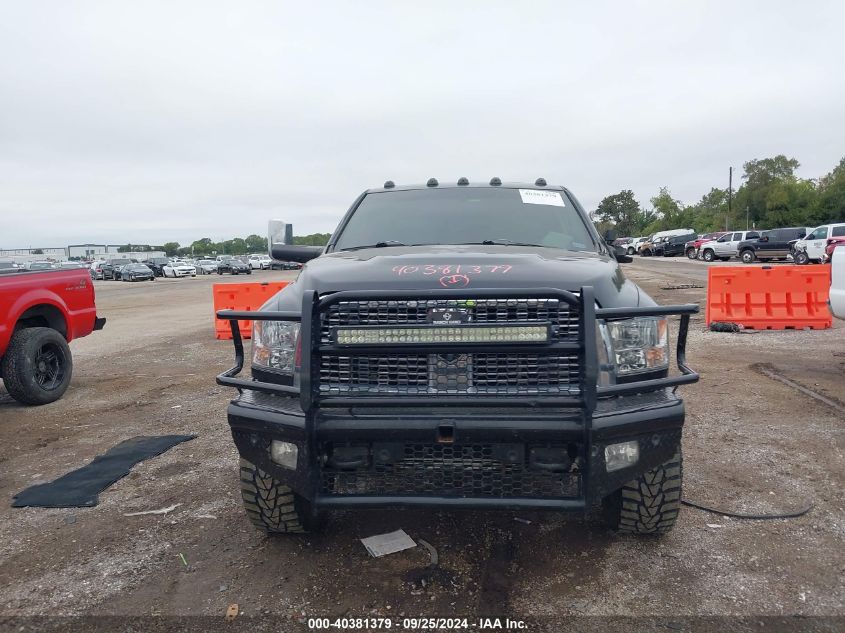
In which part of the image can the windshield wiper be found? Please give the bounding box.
[461,239,548,247]
[338,240,407,252]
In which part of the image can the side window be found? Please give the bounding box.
[732,232,743,241]
[809,227,827,240]
[746,232,759,239]
[832,226,845,237]
[717,234,731,242]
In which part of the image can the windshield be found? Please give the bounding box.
[332,187,597,252]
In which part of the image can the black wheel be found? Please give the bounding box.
[686,247,697,259]
[627,247,635,255]
[794,250,809,265]
[0,327,73,406]
[740,249,755,264]
[702,249,715,262]
[603,447,682,535]
[239,458,326,534]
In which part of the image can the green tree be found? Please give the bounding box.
[813,157,845,224]
[592,190,645,237]
[294,233,332,246]
[245,234,268,252]
[733,155,813,228]
[162,242,180,256]
[191,238,215,255]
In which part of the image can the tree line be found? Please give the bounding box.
[592,155,845,237]
[114,233,333,257]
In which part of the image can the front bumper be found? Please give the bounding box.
[227,389,684,509]
[217,286,698,510]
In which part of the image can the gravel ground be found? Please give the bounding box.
[0,260,842,632]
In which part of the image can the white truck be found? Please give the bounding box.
[793,223,845,264]
[830,245,845,320]
[699,230,761,262]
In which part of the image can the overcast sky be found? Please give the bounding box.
[1,1,843,248]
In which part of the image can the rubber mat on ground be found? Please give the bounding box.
[11,435,197,508]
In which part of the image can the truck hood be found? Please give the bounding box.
[268,245,645,310]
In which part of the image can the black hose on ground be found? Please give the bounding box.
[681,499,813,520]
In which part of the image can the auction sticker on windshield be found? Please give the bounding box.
[519,189,565,206]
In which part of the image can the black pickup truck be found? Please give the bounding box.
[217,179,698,536]
[736,227,808,263]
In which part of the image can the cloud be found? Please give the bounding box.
[1,0,843,248]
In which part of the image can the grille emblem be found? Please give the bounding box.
[427,307,469,325]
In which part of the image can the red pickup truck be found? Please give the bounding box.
[0,268,105,405]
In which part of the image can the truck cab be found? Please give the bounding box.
[216,180,698,536]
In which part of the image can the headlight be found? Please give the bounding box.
[252,320,300,374]
[603,316,669,375]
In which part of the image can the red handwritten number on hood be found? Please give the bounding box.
[439,274,471,288]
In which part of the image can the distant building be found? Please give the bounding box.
[0,247,65,257]
[67,244,107,258]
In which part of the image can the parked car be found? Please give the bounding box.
[162,261,197,278]
[101,258,134,280]
[89,261,105,280]
[195,259,219,274]
[685,232,727,259]
[217,258,252,275]
[120,263,155,282]
[793,223,845,264]
[0,260,17,271]
[0,266,105,404]
[248,254,272,270]
[824,236,845,262]
[25,261,55,271]
[698,230,761,262]
[830,245,845,320]
[661,232,697,257]
[736,227,808,263]
[737,227,807,264]
[143,257,171,277]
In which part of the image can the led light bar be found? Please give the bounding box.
[334,324,549,345]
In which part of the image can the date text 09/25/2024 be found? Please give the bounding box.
[307,617,527,630]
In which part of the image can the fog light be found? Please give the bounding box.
[605,441,639,472]
[270,440,298,470]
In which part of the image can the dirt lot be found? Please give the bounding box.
[0,260,843,630]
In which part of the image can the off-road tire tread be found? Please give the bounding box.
[0,327,72,405]
[612,449,682,535]
[239,458,323,534]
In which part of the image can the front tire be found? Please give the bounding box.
[603,448,682,535]
[0,327,73,406]
[702,249,715,262]
[794,251,810,265]
[740,249,755,264]
[239,458,326,534]
[686,247,697,259]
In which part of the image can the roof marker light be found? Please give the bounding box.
[457,177,469,186]
[535,177,547,186]
[489,177,502,186]
[426,178,439,187]
[383,180,395,188]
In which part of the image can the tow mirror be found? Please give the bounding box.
[268,220,322,263]
[603,228,617,244]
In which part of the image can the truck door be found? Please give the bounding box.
[805,226,829,261]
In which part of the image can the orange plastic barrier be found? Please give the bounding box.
[212,281,290,340]
[706,265,832,330]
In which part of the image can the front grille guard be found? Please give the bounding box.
[216,286,699,418]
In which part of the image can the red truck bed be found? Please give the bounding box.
[0,268,104,405]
